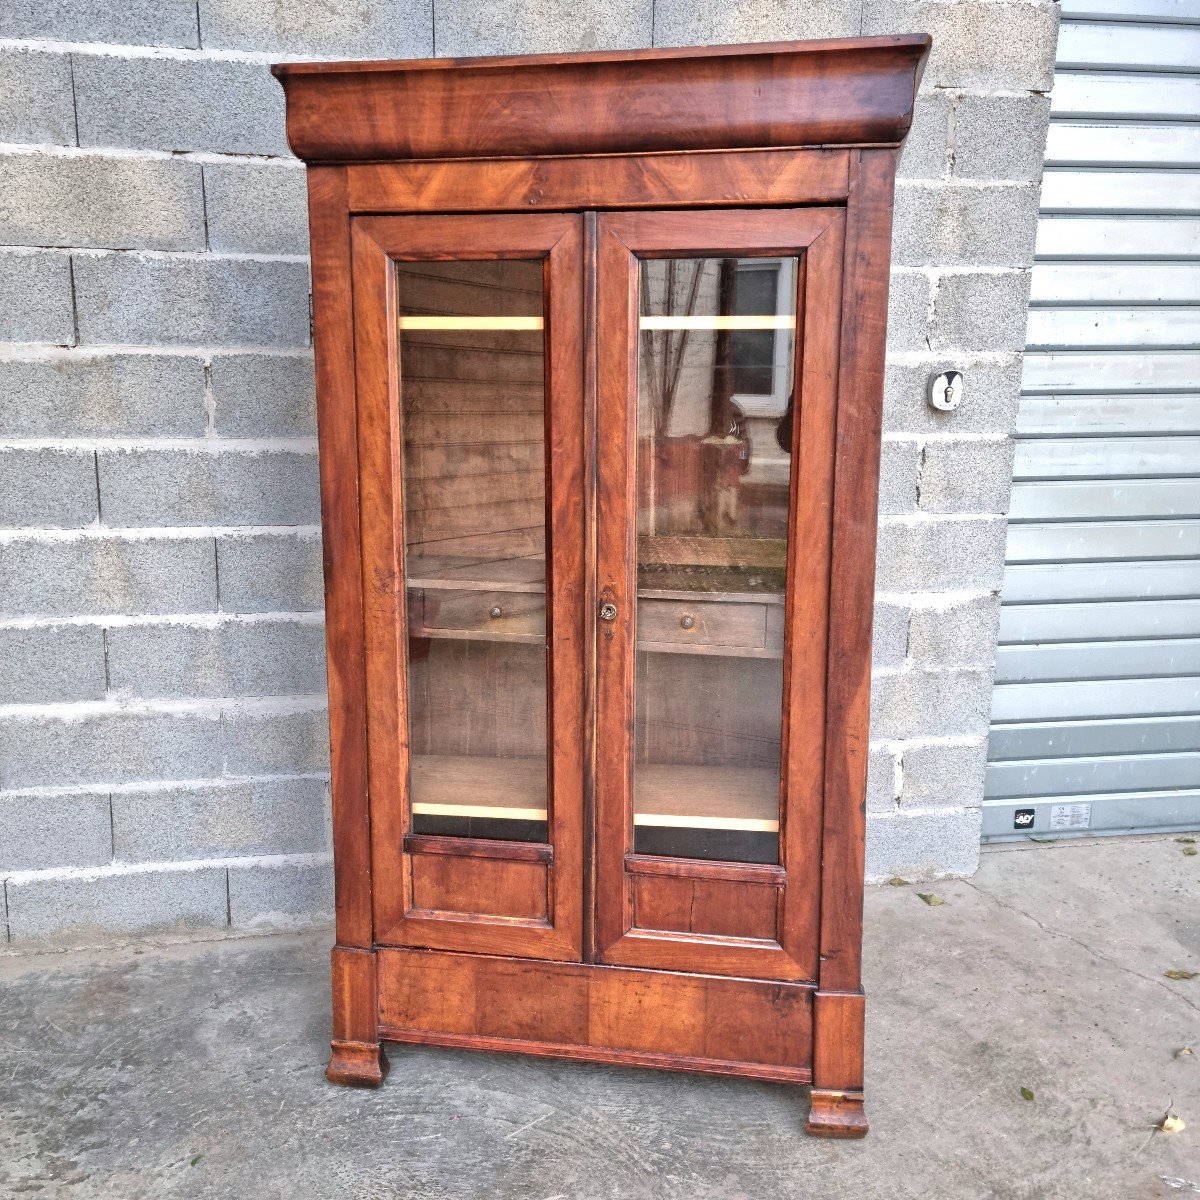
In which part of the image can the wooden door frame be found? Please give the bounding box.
[349,211,588,963]
[592,206,846,982]
[804,150,898,1136]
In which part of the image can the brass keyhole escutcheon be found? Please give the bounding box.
[489,606,503,619]
[680,615,695,630]
[599,602,618,622]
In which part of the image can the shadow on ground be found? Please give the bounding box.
[2,837,1197,1199]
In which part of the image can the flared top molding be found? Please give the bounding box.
[272,36,931,164]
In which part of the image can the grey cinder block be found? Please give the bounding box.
[97,447,320,528]
[73,254,311,349]
[897,92,951,182]
[652,0,858,47]
[872,600,910,669]
[437,0,648,56]
[866,744,899,813]
[113,777,329,862]
[216,531,324,613]
[210,354,317,438]
[204,163,310,256]
[0,534,217,618]
[0,251,74,345]
[106,618,327,699]
[0,624,106,705]
[6,867,228,944]
[0,448,98,528]
[0,0,199,47]
[200,0,433,56]
[931,271,1033,355]
[1,793,112,872]
[909,594,1001,670]
[228,857,333,927]
[0,153,205,252]
[862,0,1058,92]
[893,183,1042,270]
[0,354,207,439]
[918,438,1015,516]
[901,740,990,809]
[937,186,1042,271]
[870,667,993,741]
[878,437,921,515]
[73,57,287,157]
[0,707,225,789]
[222,704,330,776]
[886,270,932,354]
[0,50,76,145]
[876,516,1008,592]
[865,807,982,881]
[882,356,1023,437]
[890,184,939,270]
[954,94,1053,184]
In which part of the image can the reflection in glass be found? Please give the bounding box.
[397,259,549,843]
[633,257,798,863]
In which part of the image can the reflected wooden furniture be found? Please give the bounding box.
[274,36,928,1139]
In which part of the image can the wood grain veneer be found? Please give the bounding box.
[283,35,927,1140]
[273,38,928,163]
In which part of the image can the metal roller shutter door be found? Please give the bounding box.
[983,0,1200,840]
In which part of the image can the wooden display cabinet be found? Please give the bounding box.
[274,35,928,1139]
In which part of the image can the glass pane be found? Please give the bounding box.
[633,256,797,864]
[397,259,548,843]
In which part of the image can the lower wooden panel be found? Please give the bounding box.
[632,874,779,940]
[377,948,813,1080]
[409,852,548,920]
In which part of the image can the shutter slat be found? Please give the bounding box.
[999,598,1200,642]
[995,637,1200,682]
[989,714,1200,760]
[1002,559,1200,602]
[1006,519,1200,561]
[1036,217,1200,260]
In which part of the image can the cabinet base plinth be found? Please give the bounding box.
[375,946,813,1083]
[805,1088,868,1138]
[327,1038,389,1087]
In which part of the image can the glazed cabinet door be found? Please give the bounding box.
[352,213,586,961]
[594,209,845,981]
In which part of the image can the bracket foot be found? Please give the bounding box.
[806,1088,868,1139]
[327,1038,388,1088]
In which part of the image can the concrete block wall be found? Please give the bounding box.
[0,8,331,949]
[0,0,1058,948]
[866,0,1055,880]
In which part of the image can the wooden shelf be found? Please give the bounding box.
[409,755,778,832]
[411,754,547,821]
[637,587,782,605]
[406,556,784,604]
[406,625,779,657]
[635,765,779,831]
[406,554,544,594]
[409,627,545,647]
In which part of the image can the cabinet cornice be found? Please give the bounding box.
[272,36,930,164]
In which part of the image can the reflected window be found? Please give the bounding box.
[633,256,799,864]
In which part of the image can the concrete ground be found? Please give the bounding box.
[1,837,1197,1200]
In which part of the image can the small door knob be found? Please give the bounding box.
[680,614,695,630]
[489,606,503,619]
[599,602,618,622]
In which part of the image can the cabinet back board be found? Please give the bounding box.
[274,35,929,1140]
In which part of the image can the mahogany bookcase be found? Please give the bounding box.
[274,35,928,1139]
